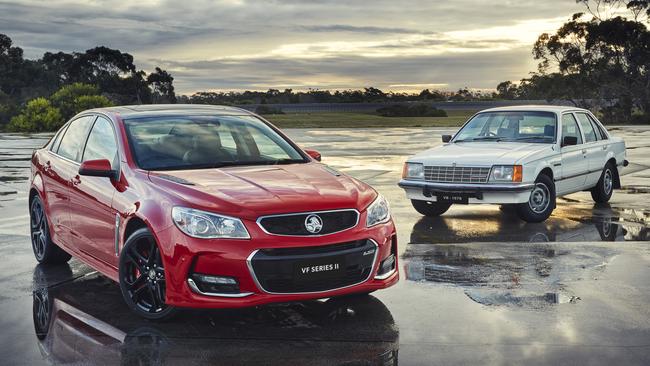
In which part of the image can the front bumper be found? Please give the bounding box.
[398,179,534,204]
[156,218,398,309]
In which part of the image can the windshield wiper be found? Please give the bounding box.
[271,158,305,165]
[504,136,554,142]
[455,136,502,143]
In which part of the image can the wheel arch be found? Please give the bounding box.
[122,215,150,246]
[29,173,45,206]
[538,167,554,181]
[606,157,621,189]
[534,166,556,209]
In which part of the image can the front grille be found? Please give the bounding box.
[249,240,376,293]
[424,166,491,183]
[258,209,359,236]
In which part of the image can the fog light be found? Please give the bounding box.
[194,274,237,285]
[189,273,240,294]
[375,254,396,280]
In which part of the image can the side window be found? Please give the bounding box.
[561,114,583,146]
[49,123,69,152]
[82,117,118,167]
[576,113,597,143]
[57,116,95,162]
[588,115,608,140]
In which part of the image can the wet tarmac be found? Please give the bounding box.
[1,127,650,365]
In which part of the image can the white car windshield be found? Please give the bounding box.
[453,111,557,143]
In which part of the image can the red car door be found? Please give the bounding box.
[43,116,95,249]
[68,115,120,268]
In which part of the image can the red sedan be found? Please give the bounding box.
[29,105,398,319]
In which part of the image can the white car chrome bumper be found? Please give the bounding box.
[398,180,534,204]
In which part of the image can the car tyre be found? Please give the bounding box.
[30,196,71,264]
[119,228,176,321]
[591,163,615,203]
[33,288,52,340]
[516,174,556,223]
[411,200,451,216]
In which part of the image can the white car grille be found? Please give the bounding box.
[424,166,491,183]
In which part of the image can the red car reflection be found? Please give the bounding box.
[29,105,398,319]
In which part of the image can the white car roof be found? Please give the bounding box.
[479,105,589,114]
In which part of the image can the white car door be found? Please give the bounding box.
[575,112,606,188]
[557,113,588,194]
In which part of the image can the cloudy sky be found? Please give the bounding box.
[1,0,584,94]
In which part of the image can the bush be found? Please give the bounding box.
[50,83,102,120]
[376,104,447,117]
[7,98,63,132]
[255,105,284,114]
[73,95,113,112]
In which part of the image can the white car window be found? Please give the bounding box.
[576,113,597,143]
[561,114,583,145]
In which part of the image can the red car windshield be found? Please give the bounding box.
[124,115,307,170]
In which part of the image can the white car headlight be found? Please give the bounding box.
[172,207,250,239]
[490,165,523,182]
[403,162,424,180]
[366,194,390,227]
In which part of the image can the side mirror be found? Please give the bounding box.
[442,135,452,143]
[79,159,116,178]
[562,136,578,147]
[305,149,322,162]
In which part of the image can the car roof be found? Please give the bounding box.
[479,105,589,114]
[85,104,254,119]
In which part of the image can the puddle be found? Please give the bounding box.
[408,203,650,243]
[620,185,650,194]
[27,265,399,365]
[464,290,581,308]
[0,176,28,182]
[403,242,614,308]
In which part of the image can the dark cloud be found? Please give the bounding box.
[299,24,430,35]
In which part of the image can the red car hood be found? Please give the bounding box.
[148,163,377,219]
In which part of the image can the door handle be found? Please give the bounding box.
[602,145,608,150]
[581,149,587,154]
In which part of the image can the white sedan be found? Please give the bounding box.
[398,106,628,222]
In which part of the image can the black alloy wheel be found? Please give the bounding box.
[119,228,176,320]
[33,288,52,340]
[30,196,71,264]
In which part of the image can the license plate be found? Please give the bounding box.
[435,193,469,204]
[294,256,345,282]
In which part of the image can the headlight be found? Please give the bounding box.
[366,194,390,227]
[402,162,424,180]
[490,165,523,182]
[172,207,250,239]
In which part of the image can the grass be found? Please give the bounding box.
[261,110,476,128]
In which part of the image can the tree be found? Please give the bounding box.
[532,8,649,120]
[495,81,518,99]
[147,67,176,103]
[498,1,650,123]
[7,98,63,132]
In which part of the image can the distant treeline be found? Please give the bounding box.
[178,87,498,106]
